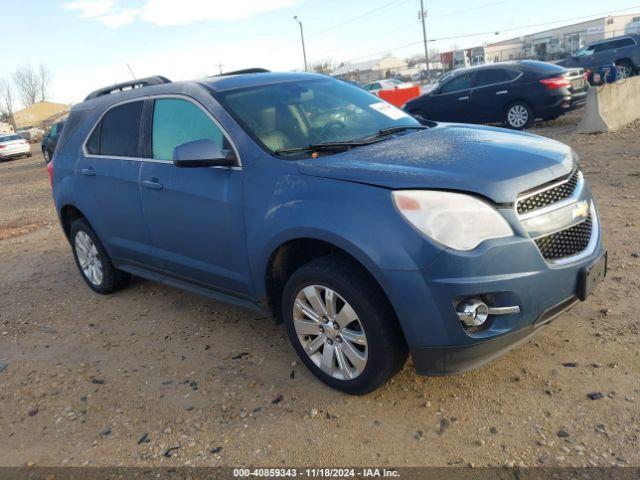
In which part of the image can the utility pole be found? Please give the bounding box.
[419,0,429,82]
[293,16,308,71]
[126,64,136,80]
[214,63,223,75]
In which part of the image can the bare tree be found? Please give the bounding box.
[38,64,52,102]
[13,65,39,107]
[0,78,14,120]
[310,59,336,74]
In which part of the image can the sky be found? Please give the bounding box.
[2,0,640,106]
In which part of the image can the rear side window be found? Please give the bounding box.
[87,101,144,157]
[612,38,635,48]
[151,98,224,161]
[474,69,509,87]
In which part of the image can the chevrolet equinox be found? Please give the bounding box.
[50,70,606,394]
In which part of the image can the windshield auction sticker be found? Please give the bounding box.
[369,102,410,120]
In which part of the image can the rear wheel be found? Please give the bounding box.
[616,60,636,80]
[70,218,130,294]
[42,149,50,163]
[282,256,407,394]
[505,102,534,130]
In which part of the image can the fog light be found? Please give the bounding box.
[457,298,489,327]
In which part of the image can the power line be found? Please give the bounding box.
[308,0,411,37]
[339,4,640,64]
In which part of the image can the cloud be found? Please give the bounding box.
[62,0,298,28]
[63,0,116,18]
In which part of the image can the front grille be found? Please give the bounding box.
[534,215,592,260]
[517,170,580,215]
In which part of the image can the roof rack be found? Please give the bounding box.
[84,76,172,101]
[217,68,270,76]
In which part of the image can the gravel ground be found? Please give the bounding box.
[0,113,639,468]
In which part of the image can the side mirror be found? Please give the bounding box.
[173,139,236,168]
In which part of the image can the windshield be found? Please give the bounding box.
[574,46,594,57]
[0,135,21,142]
[217,78,420,155]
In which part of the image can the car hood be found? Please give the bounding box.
[297,123,575,204]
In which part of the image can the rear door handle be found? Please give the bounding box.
[496,90,508,95]
[142,178,163,190]
[81,167,95,176]
[458,96,470,101]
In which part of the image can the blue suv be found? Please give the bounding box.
[51,71,606,394]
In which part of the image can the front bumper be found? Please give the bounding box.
[411,296,579,375]
[379,189,604,376]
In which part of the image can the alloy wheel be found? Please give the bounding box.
[508,105,529,128]
[43,150,49,163]
[616,65,633,80]
[75,231,104,286]
[293,285,368,380]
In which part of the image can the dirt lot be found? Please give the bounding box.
[1,114,639,468]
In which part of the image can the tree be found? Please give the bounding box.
[13,65,39,107]
[38,64,52,102]
[310,59,336,74]
[0,78,15,120]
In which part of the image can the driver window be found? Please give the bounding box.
[152,98,225,161]
[440,73,473,94]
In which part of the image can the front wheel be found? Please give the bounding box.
[282,256,407,394]
[505,102,534,130]
[42,149,50,163]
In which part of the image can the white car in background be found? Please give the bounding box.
[362,78,414,96]
[0,134,32,161]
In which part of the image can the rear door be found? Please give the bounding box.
[76,100,156,269]
[138,96,252,296]
[468,68,519,122]
[428,71,474,121]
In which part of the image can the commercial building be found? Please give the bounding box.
[332,55,407,83]
[441,13,640,70]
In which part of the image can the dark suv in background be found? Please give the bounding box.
[42,120,66,164]
[559,34,640,80]
[403,61,588,129]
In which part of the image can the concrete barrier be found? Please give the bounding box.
[577,76,640,134]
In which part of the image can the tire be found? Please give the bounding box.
[42,149,49,163]
[505,101,534,130]
[282,255,407,394]
[615,60,636,80]
[70,218,130,294]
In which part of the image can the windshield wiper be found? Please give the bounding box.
[275,140,371,156]
[375,125,429,136]
[274,126,429,156]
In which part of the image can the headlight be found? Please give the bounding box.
[392,190,513,251]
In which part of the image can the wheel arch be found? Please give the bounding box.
[262,234,399,329]
[59,204,88,240]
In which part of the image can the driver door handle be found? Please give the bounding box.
[142,178,163,190]
[81,167,96,176]
[458,96,470,101]
[496,90,508,95]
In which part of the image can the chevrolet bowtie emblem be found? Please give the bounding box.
[571,201,590,220]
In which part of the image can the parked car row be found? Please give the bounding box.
[403,60,589,129]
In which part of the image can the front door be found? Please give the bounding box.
[139,97,253,296]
